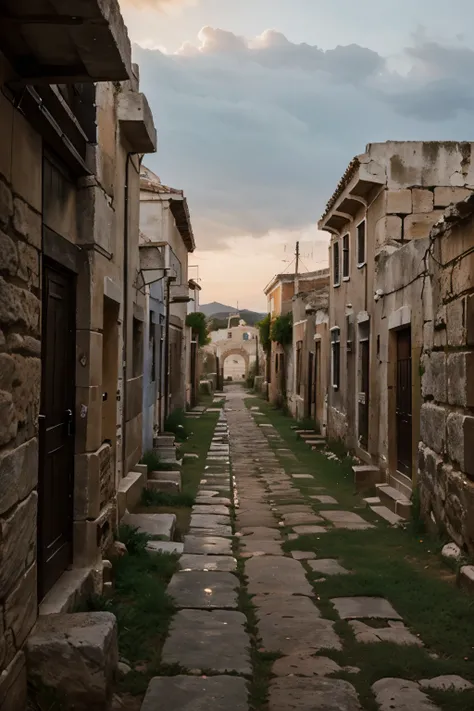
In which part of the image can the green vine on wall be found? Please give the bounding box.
[186,312,210,347]
[270,313,293,346]
[257,314,272,354]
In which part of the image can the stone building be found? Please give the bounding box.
[264,271,330,407]
[418,196,474,554]
[0,4,156,706]
[139,166,197,423]
[208,317,262,382]
[319,141,474,514]
[290,282,330,427]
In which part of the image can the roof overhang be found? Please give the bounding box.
[0,0,132,84]
[319,154,386,234]
[169,196,195,253]
[118,91,157,154]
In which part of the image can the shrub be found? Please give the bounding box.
[140,450,161,473]
[186,312,210,347]
[141,489,195,508]
[270,313,293,346]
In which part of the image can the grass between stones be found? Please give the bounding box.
[245,396,474,711]
[77,527,179,700]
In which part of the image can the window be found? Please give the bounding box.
[333,241,340,286]
[342,233,350,279]
[331,328,341,390]
[275,353,279,373]
[243,332,249,341]
[357,220,366,266]
[227,331,232,339]
[296,340,303,395]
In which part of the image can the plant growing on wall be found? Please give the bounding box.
[257,313,272,354]
[186,312,210,347]
[270,313,293,346]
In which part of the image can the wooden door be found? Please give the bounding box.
[396,328,412,477]
[307,351,314,419]
[358,339,369,450]
[38,262,76,599]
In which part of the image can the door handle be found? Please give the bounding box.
[65,409,73,437]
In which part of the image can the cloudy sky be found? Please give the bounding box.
[120,0,474,311]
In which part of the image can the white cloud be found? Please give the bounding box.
[134,29,474,251]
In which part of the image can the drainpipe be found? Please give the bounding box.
[121,153,131,478]
[122,152,142,477]
[163,275,171,425]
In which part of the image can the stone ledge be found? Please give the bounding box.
[39,567,94,616]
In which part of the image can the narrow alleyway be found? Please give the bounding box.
[140,385,474,711]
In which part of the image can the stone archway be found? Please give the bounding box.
[220,347,251,381]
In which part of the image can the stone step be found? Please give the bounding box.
[117,470,146,519]
[153,435,175,448]
[140,676,249,711]
[121,512,176,540]
[370,505,403,526]
[376,484,412,519]
[353,464,384,490]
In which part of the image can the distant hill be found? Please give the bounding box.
[200,302,235,317]
[200,303,266,330]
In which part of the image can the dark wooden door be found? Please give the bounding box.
[358,340,369,449]
[38,262,76,599]
[396,328,412,477]
[307,351,314,419]
[190,340,197,407]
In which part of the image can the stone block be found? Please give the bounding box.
[446,298,466,347]
[386,189,412,215]
[434,186,472,208]
[0,492,36,597]
[12,198,41,249]
[75,386,102,453]
[447,352,474,407]
[11,354,41,429]
[117,470,146,519]
[465,417,474,479]
[404,211,444,240]
[0,230,18,276]
[412,189,434,213]
[421,351,446,402]
[459,565,474,593]
[447,413,466,470]
[141,676,248,711]
[17,241,39,287]
[74,450,102,521]
[0,179,13,229]
[0,390,16,446]
[77,185,113,253]
[11,111,42,212]
[0,277,40,336]
[0,437,38,515]
[26,612,118,711]
[4,563,36,648]
[375,216,402,249]
[74,503,115,567]
[420,403,446,454]
[0,93,13,182]
[0,652,27,711]
[76,330,103,389]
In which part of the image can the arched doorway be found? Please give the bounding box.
[221,347,251,382]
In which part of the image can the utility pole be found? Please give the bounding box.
[295,240,300,295]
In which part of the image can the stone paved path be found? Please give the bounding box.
[140,387,473,711]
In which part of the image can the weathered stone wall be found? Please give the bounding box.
[0,88,42,709]
[418,199,474,554]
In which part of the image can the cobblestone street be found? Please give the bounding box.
[140,386,474,711]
